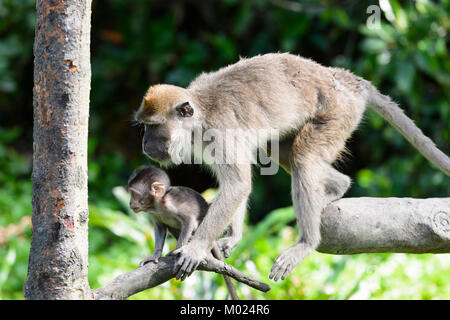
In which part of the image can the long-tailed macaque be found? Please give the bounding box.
[127,165,239,299]
[133,53,450,282]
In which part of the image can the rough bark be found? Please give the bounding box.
[25,0,92,299]
[93,255,271,300]
[318,197,450,254]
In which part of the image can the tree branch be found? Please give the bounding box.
[318,197,450,254]
[93,255,270,300]
[93,197,450,299]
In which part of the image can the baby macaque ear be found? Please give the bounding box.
[150,182,166,198]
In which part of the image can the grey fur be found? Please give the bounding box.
[134,53,450,282]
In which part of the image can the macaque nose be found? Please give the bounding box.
[142,125,170,161]
[143,139,170,161]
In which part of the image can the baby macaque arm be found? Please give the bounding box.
[153,222,167,255]
[139,222,166,267]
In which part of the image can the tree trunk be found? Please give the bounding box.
[25,0,92,300]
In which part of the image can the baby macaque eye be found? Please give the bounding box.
[176,102,194,118]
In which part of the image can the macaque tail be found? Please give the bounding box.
[212,244,239,300]
[367,85,450,176]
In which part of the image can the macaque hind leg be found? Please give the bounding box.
[269,156,328,281]
[270,137,351,205]
[270,116,355,281]
[324,166,351,205]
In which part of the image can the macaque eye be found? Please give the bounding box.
[176,102,194,118]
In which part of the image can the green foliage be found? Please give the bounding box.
[0,128,31,299]
[0,0,35,95]
[350,0,450,198]
[0,0,449,299]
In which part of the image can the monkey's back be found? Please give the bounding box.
[188,53,347,136]
[164,186,209,221]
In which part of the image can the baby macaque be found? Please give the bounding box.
[127,165,238,299]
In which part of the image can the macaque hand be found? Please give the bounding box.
[168,242,209,281]
[139,252,162,267]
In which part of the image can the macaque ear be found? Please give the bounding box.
[150,182,166,198]
[175,102,194,118]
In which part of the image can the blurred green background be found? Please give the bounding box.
[0,0,449,299]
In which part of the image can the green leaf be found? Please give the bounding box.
[89,204,152,248]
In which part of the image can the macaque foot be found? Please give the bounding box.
[324,171,351,205]
[139,254,161,267]
[217,236,240,258]
[169,242,208,281]
[269,243,313,281]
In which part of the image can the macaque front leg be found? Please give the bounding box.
[171,164,252,280]
[139,222,166,267]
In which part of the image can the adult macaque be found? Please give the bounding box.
[134,53,450,281]
[127,165,239,300]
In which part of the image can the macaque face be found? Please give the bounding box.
[142,123,171,162]
[135,84,196,164]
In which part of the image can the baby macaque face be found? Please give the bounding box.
[128,181,167,213]
[129,188,154,213]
